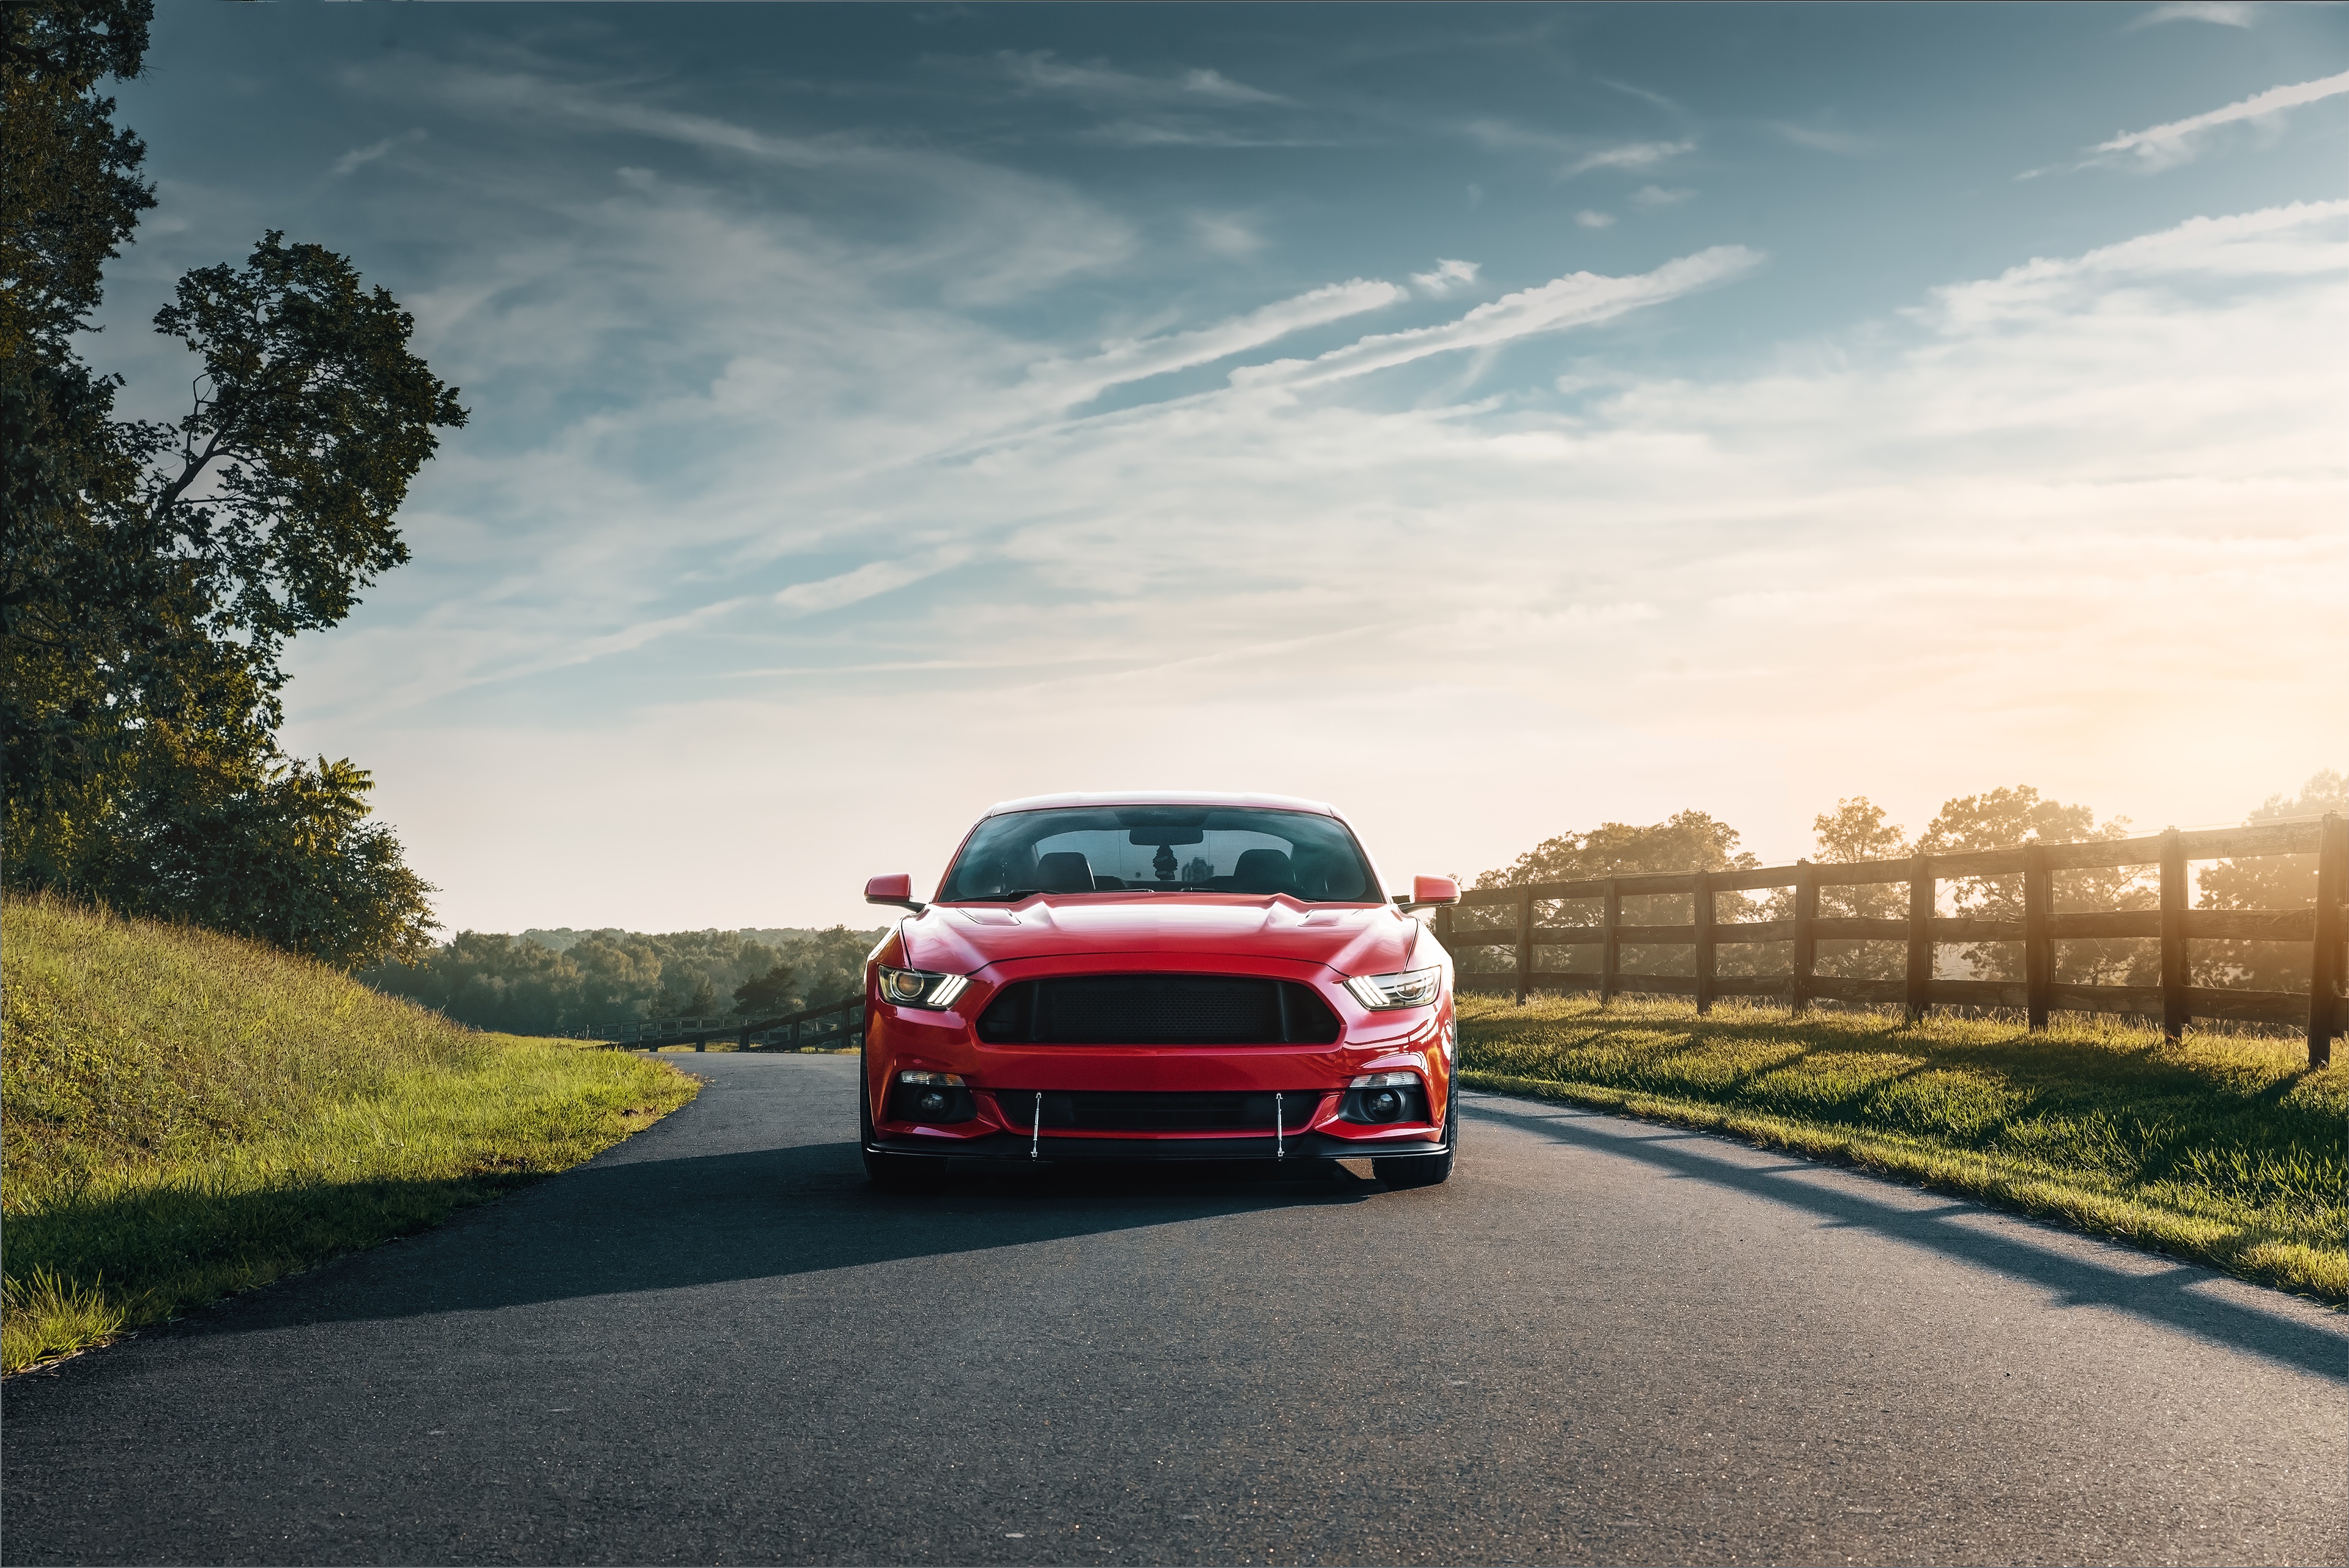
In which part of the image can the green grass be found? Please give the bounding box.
[1,894,699,1374]
[1458,994,2347,1304]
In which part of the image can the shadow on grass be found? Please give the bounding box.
[1463,1005,2343,1218]
[1464,1094,2349,1383]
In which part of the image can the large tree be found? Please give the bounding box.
[1471,809,1764,977]
[2,5,461,967]
[1916,785,2149,984]
[2195,769,2346,993]
[1795,797,1912,980]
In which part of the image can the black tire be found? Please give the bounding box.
[859,1070,943,1191]
[1373,1088,1457,1189]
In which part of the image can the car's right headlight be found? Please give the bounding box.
[1343,966,1442,1010]
[876,966,970,1009]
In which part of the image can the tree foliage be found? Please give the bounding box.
[1918,785,2147,983]
[1471,810,1763,976]
[362,927,886,1037]
[2,6,459,969]
[2196,769,2345,994]
[1797,797,1912,978]
[732,961,797,1017]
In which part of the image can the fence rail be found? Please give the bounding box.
[577,993,865,1054]
[1436,814,2348,1067]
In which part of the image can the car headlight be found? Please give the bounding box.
[877,966,970,1009]
[1343,967,1442,1010]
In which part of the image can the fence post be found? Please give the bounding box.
[2160,828,2188,1043]
[1791,860,1816,1017]
[1906,856,1934,1024]
[2024,841,2052,1033]
[1514,886,1534,1005]
[1435,900,1453,956]
[2310,813,2347,1069]
[1600,878,1622,1006]
[1691,865,1716,1016]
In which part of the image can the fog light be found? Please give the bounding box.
[889,1070,974,1125]
[1341,1071,1428,1126]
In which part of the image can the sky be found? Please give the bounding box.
[92,1,2349,934]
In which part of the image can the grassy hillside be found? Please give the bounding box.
[1,895,697,1374]
[1460,994,2346,1303]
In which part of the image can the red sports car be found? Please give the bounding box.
[858,791,1462,1189]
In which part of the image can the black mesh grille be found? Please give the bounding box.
[984,1089,1329,1131]
[976,975,1340,1045]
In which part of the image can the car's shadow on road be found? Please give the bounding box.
[151,1136,1381,1340]
[1466,1094,2349,1383]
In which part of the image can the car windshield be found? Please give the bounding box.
[938,806,1381,903]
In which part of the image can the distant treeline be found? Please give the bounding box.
[1461,772,2344,994]
[360,926,886,1037]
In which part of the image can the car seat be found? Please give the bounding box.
[1036,851,1097,893]
[1231,848,1293,894]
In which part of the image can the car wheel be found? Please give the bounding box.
[859,1068,943,1191]
[1373,1087,1457,1189]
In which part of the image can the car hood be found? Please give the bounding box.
[899,896,1420,979]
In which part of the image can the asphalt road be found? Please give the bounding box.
[6,1054,2344,1567]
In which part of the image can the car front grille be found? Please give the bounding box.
[982,1088,1330,1132]
[975,975,1341,1045]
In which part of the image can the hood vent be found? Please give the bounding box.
[976,975,1341,1045]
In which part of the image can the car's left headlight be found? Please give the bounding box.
[877,966,970,1009]
[1343,967,1442,1010]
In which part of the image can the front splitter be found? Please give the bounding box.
[866,1130,1448,1165]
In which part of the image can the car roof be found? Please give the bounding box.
[981,790,1342,819]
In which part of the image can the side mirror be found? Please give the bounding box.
[1396,875,1460,911]
[865,874,926,913]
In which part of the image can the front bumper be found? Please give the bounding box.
[864,1128,1450,1164]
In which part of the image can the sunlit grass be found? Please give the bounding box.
[1,895,698,1373]
[1458,993,2347,1304]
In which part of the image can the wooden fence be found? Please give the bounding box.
[1437,815,2347,1067]
[575,993,864,1054]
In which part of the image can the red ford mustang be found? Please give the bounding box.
[857,791,1462,1189]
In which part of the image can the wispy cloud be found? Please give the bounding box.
[329,129,424,177]
[1576,210,1617,229]
[390,62,1139,302]
[1190,212,1264,257]
[1026,278,1408,404]
[1598,78,1685,115]
[1086,122,1330,149]
[998,51,1286,105]
[2072,67,2349,171]
[1631,185,1693,209]
[2126,2,2255,28]
[1563,139,1696,177]
[1915,199,2349,330]
[1231,246,1762,393]
[1463,122,1696,179]
[1176,67,1285,106]
[1411,258,1481,295]
[774,550,971,615]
